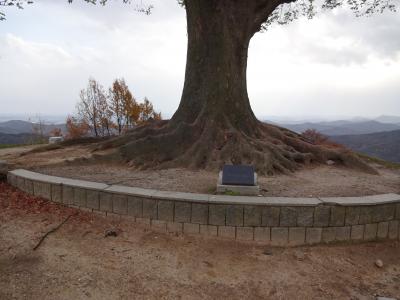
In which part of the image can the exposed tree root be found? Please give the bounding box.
[94,119,377,175]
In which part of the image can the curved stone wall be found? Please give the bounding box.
[7,169,400,246]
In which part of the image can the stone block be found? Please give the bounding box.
[330,206,345,226]
[271,227,288,246]
[73,188,86,207]
[279,207,297,227]
[351,225,364,240]
[99,192,113,212]
[364,223,378,240]
[377,222,389,239]
[86,190,99,210]
[24,179,34,194]
[313,206,330,227]
[296,207,314,227]
[335,226,351,241]
[157,200,174,222]
[322,227,336,243]
[183,223,200,234]
[34,181,51,199]
[254,227,270,242]
[261,207,280,227]
[218,226,236,238]
[113,194,128,215]
[388,220,399,240]
[371,204,395,223]
[17,177,25,190]
[209,204,226,226]
[174,201,191,223]
[236,227,254,241]
[306,228,322,244]
[226,205,244,226]
[51,184,62,203]
[62,186,74,205]
[151,220,167,232]
[142,198,157,219]
[244,205,261,226]
[127,196,143,217]
[191,203,208,224]
[359,206,374,224]
[345,207,360,225]
[200,225,218,236]
[396,204,400,220]
[289,227,305,246]
[167,222,183,233]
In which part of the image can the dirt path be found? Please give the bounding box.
[1,183,400,299]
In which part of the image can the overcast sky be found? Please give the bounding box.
[0,0,399,122]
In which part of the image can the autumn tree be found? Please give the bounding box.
[77,78,113,138]
[109,78,161,132]
[109,78,139,134]
[137,97,162,125]
[65,116,90,139]
[4,0,397,174]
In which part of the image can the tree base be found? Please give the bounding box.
[96,120,377,175]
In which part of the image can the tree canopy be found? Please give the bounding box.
[1,0,397,25]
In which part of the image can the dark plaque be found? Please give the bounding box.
[222,165,255,186]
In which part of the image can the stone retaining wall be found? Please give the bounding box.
[7,169,400,246]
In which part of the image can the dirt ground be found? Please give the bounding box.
[1,182,400,299]
[1,144,399,197]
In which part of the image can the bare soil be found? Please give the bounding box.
[1,183,400,299]
[1,144,399,197]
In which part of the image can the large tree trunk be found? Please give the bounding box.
[171,0,259,135]
[97,0,376,175]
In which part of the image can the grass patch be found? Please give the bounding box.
[357,152,400,169]
[0,144,29,149]
[223,190,241,196]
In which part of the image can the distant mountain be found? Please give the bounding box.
[330,130,400,163]
[280,120,400,136]
[374,115,400,124]
[0,132,38,145]
[0,120,66,135]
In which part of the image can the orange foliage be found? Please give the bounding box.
[65,116,90,140]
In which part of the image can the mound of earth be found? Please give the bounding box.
[1,144,399,197]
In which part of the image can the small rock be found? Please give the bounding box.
[294,250,305,261]
[375,259,384,268]
[263,249,273,256]
[105,229,119,237]
[376,297,397,300]
[326,160,335,166]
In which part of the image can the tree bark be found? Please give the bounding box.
[171,0,261,135]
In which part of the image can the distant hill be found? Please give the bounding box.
[0,120,66,135]
[280,120,400,136]
[374,115,400,124]
[330,130,400,163]
[0,132,38,145]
